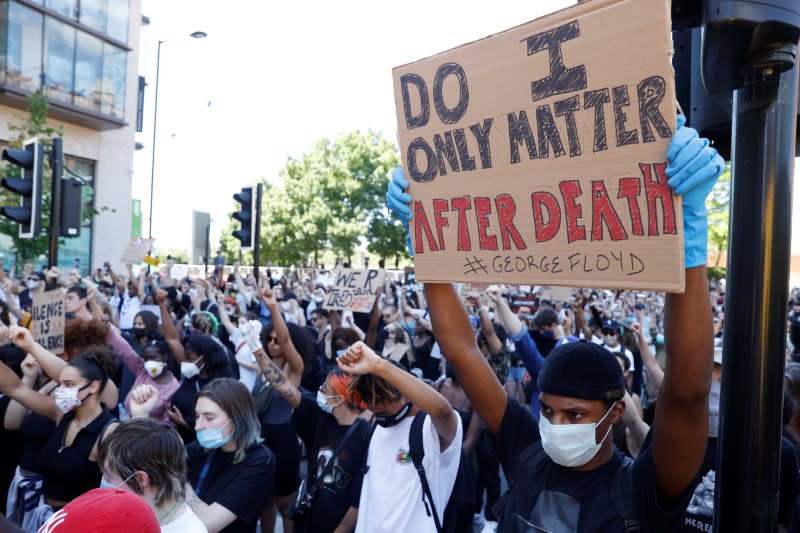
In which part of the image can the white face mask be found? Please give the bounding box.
[180,359,203,380]
[604,334,619,347]
[144,360,166,378]
[54,384,91,414]
[281,302,291,312]
[313,296,324,304]
[26,279,39,290]
[539,404,614,467]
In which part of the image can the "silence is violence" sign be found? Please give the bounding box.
[392,0,682,292]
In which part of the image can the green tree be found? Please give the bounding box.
[706,163,731,267]
[242,130,404,267]
[0,92,63,265]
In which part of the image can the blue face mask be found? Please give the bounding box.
[541,330,555,339]
[196,420,233,449]
[316,390,336,414]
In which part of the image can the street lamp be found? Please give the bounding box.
[147,30,207,239]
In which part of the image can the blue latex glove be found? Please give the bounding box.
[665,115,725,268]
[385,167,414,256]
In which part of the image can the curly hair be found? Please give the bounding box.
[65,318,110,358]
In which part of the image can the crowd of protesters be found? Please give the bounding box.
[0,117,797,533]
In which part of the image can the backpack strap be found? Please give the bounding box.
[610,456,640,533]
[409,412,443,533]
[307,419,364,499]
[491,441,546,519]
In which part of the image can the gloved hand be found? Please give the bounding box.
[666,115,725,268]
[238,319,263,352]
[385,167,413,256]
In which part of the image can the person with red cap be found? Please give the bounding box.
[35,488,159,533]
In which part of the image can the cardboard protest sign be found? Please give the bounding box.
[542,286,575,303]
[120,239,154,265]
[324,268,386,313]
[392,0,682,292]
[32,290,65,354]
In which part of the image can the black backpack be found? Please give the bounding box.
[408,411,476,533]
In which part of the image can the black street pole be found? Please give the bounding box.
[715,38,799,532]
[48,138,63,268]
[253,183,262,284]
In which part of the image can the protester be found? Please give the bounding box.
[133,379,274,533]
[0,328,118,530]
[253,289,304,533]
[35,487,160,533]
[241,316,370,533]
[339,341,462,533]
[98,416,207,532]
[386,112,724,530]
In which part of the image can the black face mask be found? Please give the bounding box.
[374,402,412,428]
[132,327,147,338]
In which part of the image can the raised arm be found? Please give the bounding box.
[424,283,508,434]
[261,289,304,387]
[8,326,68,382]
[156,289,185,363]
[633,322,664,389]
[652,114,722,504]
[365,287,383,349]
[339,341,459,449]
[478,307,503,355]
[0,360,60,421]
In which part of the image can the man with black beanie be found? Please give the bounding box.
[386,113,723,530]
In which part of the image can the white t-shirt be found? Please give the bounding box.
[160,504,207,533]
[119,292,141,330]
[229,329,257,391]
[604,343,634,368]
[356,412,462,533]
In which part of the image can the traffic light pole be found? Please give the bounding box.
[253,183,262,284]
[49,138,63,268]
[714,35,799,532]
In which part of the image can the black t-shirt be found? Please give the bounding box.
[292,393,371,533]
[496,399,692,532]
[187,442,275,533]
[680,436,799,531]
[0,395,23,511]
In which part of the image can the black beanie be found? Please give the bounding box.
[538,341,626,401]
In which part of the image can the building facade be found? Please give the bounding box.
[0,0,141,273]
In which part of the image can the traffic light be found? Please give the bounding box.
[232,186,253,250]
[1,139,43,238]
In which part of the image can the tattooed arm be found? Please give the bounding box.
[252,346,302,408]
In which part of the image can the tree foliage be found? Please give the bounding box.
[0,92,63,265]
[223,130,407,267]
[706,163,731,267]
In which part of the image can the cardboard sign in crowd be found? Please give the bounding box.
[324,268,386,313]
[392,0,683,292]
[32,290,65,355]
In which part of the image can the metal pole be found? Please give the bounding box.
[714,49,799,531]
[148,40,163,240]
[253,183,262,284]
[48,138,63,268]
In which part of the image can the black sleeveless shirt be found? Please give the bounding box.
[39,409,115,503]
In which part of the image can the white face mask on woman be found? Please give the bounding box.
[538,404,614,467]
[54,383,92,414]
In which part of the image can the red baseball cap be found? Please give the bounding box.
[37,488,159,533]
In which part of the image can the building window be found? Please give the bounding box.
[43,16,75,103]
[105,0,127,43]
[58,155,94,273]
[0,0,128,122]
[74,31,102,112]
[5,2,43,92]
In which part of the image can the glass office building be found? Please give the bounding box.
[0,0,139,273]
